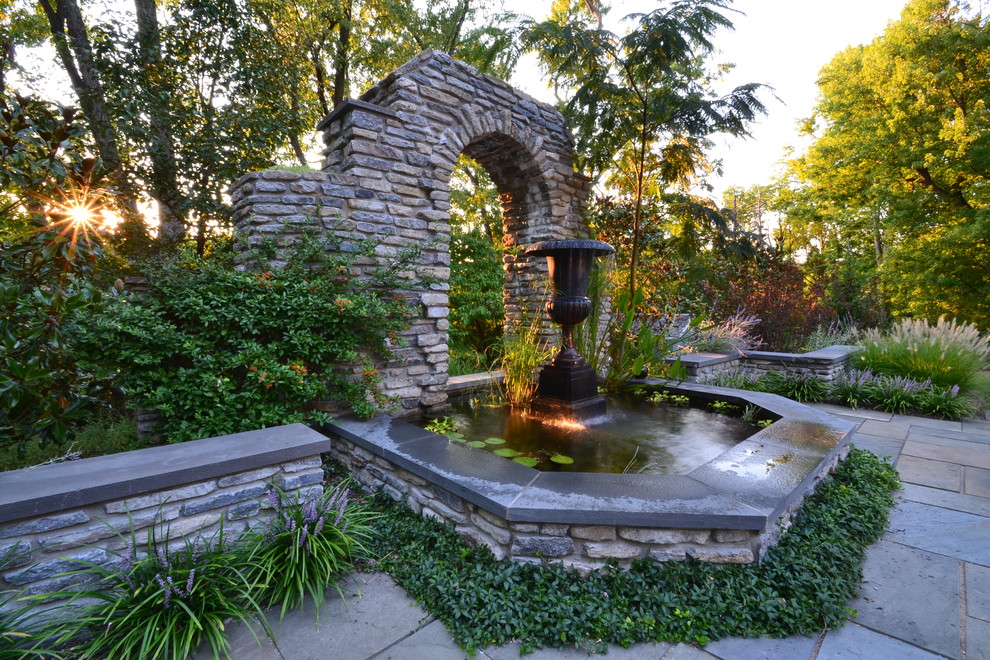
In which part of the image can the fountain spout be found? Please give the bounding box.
[525,239,615,422]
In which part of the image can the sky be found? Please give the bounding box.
[503,0,913,202]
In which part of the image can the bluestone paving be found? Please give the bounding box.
[374,620,472,660]
[966,466,990,497]
[850,539,960,658]
[887,500,990,566]
[659,643,720,660]
[849,432,903,459]
[703,633,818,659]
[896,454,963,490]
[856,419,911,439]
[907,431,990,451]
[900,482,990,517]
[966,562,990,621]
[892,414,962,431]
[202,407,990,659]
[901,441,990,470]
[966,617,990,660]
[816,623,949,660]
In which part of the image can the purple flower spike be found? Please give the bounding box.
[185,568,196,595]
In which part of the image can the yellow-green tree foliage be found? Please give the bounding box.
[794,0,989,326]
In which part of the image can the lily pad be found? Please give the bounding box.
[493,448,519,458]
[550,455,575,465]
[512,456,539,467]
[445,432,464,441]
[466,440,487,448]
[484,437,506,445]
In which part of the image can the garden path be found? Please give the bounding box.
[196,406,990,660]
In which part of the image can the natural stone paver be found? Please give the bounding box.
[810,403,891,422]
[967,562,990,622]
[896,455,963,491]
[893,414,962,431]
[857,419,911,439]
[911,428,990,445]
[659,643,720,659]
[900,483,990,517]
[901,441,990,470]
[703,633,818,659]
[818,622,949,659]
[851,539,960,658]
[266,574,431,660]
[965,466,990,498]
[377,620,474,660]
[966,617,990,660]
[886,500,990,567]
[961,420,990,437]
[850,433,904,460]
[907,431,990,451]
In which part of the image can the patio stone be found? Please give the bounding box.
[818,622,950,659]
[892,414,962,431]
[857,419,910,439]
[704,633,818,659]
[850,432,903,460]
[377,620,474,660]
[966,562,990,622]
[896,455,963,491]
[965,466,990,498]
[907,431,990,450]
[900,483,990,517]
[967,617,990,660]
[887,500,990,566]
[851,539,960,658]
[901,441,990,470]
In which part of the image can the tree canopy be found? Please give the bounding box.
[791,0,989,326]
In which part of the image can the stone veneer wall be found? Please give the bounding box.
[329,434,796,569]
[0,424,328,599]
[230,49,593,417]
[677,345,859,383]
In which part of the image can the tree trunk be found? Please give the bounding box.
[332,0,351,108]
[133,0,186,246]
[39,0,123,176]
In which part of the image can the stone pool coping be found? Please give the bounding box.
[324,381,854,537]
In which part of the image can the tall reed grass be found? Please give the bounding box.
[857,317,990,392]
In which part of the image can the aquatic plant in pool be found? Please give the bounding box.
[432,393,759,474]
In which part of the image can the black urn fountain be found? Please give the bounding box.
[524,239,615,422]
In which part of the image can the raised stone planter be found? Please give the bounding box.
[323,382,853,569]
[0,424,329,598]
[673,345,859,383]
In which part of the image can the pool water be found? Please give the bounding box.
[438,395,759,474]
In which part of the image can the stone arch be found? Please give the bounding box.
[231,49,591,415]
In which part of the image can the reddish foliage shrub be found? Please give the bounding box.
[705,252,835,352]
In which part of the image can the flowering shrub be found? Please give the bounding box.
[76,234,416,441]
[243,484,377,619]
[53,523,264,660]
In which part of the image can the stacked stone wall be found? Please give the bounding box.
[329,435,764,569]
[231,49,593,416]
[0,425,327,600]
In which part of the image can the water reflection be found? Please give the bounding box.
[444,395,758,475]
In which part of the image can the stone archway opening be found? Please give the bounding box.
[232,49,591,415]
[446,155,505,375]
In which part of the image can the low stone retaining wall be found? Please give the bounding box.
[324,383,854,570]
[328,433,761,568]
[674,345,858,383]
[0,424,329,598]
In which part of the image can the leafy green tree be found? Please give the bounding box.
[524,0,766,298]
[793,0,989,325]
